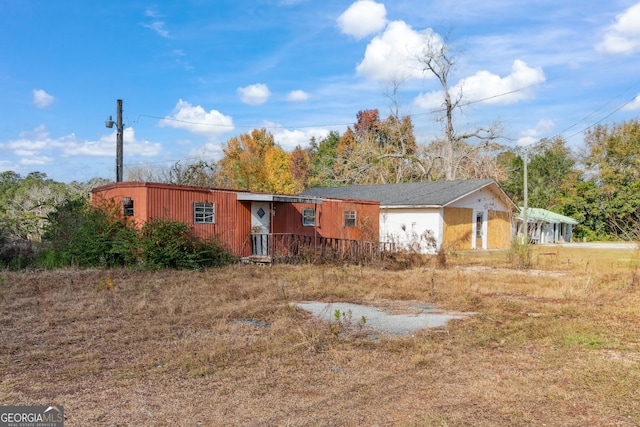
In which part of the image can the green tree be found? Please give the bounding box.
[499,137,577,209]
[0,172,72,242]
[582,120,640,238]
[308,131,341,187]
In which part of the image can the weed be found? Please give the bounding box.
[507,238,531,269]
[98,276,114,291]
[562,332,620,350]
[279,282,292,313]
[357,315,367,329]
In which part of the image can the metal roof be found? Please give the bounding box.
[517,207,579,225]
[301,179,516,209]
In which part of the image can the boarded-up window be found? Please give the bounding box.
[488,210,512,249]
[443,207,472,250]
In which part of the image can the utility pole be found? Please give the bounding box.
[116,99,124,183]
[523,150,528,242]
[105,99,124,182]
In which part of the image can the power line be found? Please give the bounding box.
[554,84,638,138]
[564,93,639,140]
[135,81,548,131]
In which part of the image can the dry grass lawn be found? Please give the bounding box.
[1,245,639,426]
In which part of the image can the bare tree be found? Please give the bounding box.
[124,160,221,188]
[416,33,504,180]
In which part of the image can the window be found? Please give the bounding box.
[302,208,316,226]
[344,210,357,227]
[122,197,134,217]
[194,202,215,224]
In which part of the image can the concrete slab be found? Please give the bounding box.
[294,301,474,336]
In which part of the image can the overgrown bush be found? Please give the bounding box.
[42,198,127,267]
[40,199,235,270]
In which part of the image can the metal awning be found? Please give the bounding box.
[236,193,323,204]
[517,207,579,225]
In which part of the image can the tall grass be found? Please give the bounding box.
[1,246,638,426]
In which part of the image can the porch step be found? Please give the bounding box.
[244,255,273,265]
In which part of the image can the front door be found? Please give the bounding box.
[251,202,270,255]
[475,212,484,250]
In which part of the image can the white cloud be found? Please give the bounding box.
[622,93,640,111]
[414,60,546,109]
[64,128,161,157]
[33,89,55,108]
[337,0,387,39]
[142,7,171,38]
[20,155,54,166]
[259,121,330,150]
[3,125,161,167]
[143,21,171,38]
[144,7,160,18]
[356,21,440,82]
[597,2,640,54]
[237,83,271,105]
[187,143,225,160]
[517,119,555,146]
[286,89,310,101]
[159,99,234,138]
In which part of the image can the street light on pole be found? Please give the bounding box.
[105,99,124,182]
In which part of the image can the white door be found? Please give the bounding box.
[251,202,270,255]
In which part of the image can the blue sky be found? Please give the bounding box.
[2,0,640,183]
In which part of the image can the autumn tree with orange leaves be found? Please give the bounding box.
[217,128,307,194]
[332,109,425,185]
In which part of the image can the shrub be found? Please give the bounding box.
[42,198,129,267]
[42,199,235,270]
[140,218,199,270]
[507,237,531,269]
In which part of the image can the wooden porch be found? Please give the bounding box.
[246,233,393,264]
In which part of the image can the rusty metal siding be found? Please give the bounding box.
[91,182,379,257]
[272,199,379,242]
[90,183,149,227]
[318,199,379,241]
[146,186,251,256]
[92,182,252,257]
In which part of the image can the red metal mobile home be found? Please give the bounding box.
[91,182,380,260]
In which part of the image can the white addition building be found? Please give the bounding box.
[302,179,519,254]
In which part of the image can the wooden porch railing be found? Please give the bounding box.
[249,233,394,264]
